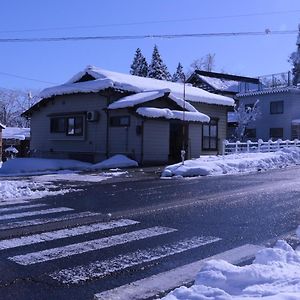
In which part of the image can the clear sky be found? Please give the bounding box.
[0,0,300,90]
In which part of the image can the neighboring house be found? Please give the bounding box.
[2,127,30,161]
[23,66,234,164]
[0,123,5,161]
[187,70,260,138]
[187,70,260,98]
[237,75,300,141]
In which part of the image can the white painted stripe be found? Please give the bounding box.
[0,207,73,221]
[0,211,102,231]
[0,200,29,207]
[0,219,139,250]
[9,226,177,265]
[51,236,221,284]
[94,244,265,300]
[0,204,47,214]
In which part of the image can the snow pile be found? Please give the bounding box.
[162,147,300,177]
[92,155,138,170]
[136,107,210,123]
[0,180,76,201]
[0,155,137,176]
[0,158,91,176]
[162,234,300,299]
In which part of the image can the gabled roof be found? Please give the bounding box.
[24,66,234,116]
[108,89,198,112]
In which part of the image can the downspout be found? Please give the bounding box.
[105,93,111,159]
[141,120,144,165]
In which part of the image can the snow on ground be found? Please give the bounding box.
[162,147,300,178]
[0,155,137,176]
[162,228,300,300]
[0,180,77,203]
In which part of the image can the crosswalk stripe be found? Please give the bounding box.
[0,211,102,231]
[0,204,47,214]
[0,219,139,250]
[50,236,221,284]
[9,226,177,266]
[0,207,73,221]
[0,200,29,207]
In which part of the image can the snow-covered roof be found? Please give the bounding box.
[5,146,19,153]
[196,74,240,92]
[136,107,210,123]
[2,127,30,140]
[292,119,300,125]
[108,89,198,112]
[237,86,300,97]
[31,66,234,108]
[0,123,5,129]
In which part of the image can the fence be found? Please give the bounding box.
[222,139,300,156]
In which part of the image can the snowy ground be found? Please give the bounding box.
[162,147,300,178]
[0,155,136,202]
[162,227,300,300]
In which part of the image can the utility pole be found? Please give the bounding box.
[181,74,186,165]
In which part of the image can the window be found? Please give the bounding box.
[202,119,218,150]
[245,128,256,139]
[50,117,65,133]
[50,115,84,136]
[292,125,300,139]
[66,116,83,136]
[270,101,283,114]
[110,116,130,127]
[270,128,283,139]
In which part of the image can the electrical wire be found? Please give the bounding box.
[1,9,300,33]
[0,71,57,84]
[0,30,296,43]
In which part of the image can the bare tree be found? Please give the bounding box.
[190,53,216,73]
[0,88,36,127]
[234,100,260,141]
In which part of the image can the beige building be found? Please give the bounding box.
[23,67,234,165]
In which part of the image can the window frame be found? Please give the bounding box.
[66,116,84,136]
[50,114,84,137]
[270,101,284,114]
[269,127,283,139]
[202,118,219,151]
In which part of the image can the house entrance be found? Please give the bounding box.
[169,121,189,163]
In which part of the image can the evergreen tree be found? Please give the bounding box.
[130,48,148,77]
[148,45,171,81]
[289,24,300,85]
[172,62,185,82]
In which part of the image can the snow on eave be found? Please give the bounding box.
[108,89,198,112]
[237,86,300,97]
[0,123,5,129]
[136,107,210,123]
[67,66,234,107]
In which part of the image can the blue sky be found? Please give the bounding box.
[0,0,300,90]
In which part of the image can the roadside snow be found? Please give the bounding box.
[162,229,300,299]
[0,155,137,176]
[91,155,138,170]
[162,147,300,178]
[0,180,76,202]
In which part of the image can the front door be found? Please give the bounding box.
[169,121,189,163]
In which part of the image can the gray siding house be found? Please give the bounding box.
[23,66,234,164]
[237,86,300,141]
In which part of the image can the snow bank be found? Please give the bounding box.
[162,231,300,299]
[0,180,76,202]
[0,156,137,176]
[0,158,91,176]
[162,147,300,177]
[91,155,138,170]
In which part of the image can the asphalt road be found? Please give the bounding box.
[0,166,300,300]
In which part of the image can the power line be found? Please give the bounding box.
[0,9,300,34]
[0,30,297,43]
[0,71,58,84]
